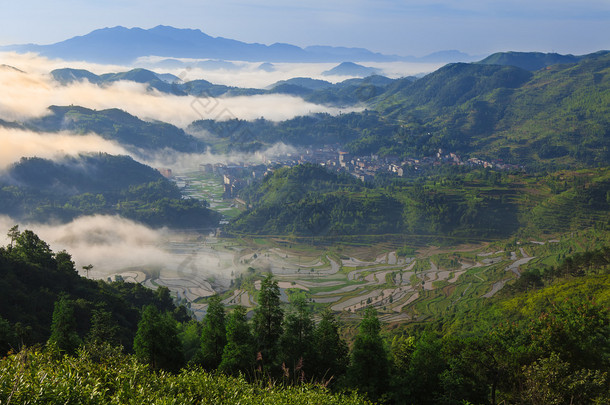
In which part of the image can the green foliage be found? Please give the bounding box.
[312,310,349,384]
[0,347,372,404]
[229,164,522,238]
[219,306,256,375]
[200,295,227,370]
[478,51,581,71]
[0,227,181,354]
[347,308,390,402]
[229,164,610,239]
[396,246,416,257]
[87,307,120,347]
[133,305,184,371]
[189,111,396,153]
[0,154,220,228]
[373,52,610,167]
[179,320,202,364]
[48,295,81,354]
[278,298,314,379]
[252,274,284,369]
[28,105,205,152]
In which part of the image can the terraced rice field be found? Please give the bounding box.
[98,170,560,321]
[103,228,550,320]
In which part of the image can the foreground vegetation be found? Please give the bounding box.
[1,228,608,404]
[0,348,370,405]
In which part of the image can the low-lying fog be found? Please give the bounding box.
[0,56,350,126]
[1,52,442,126]
[0,51,441,303]
[0,127,130,169]
[0,214,239,284]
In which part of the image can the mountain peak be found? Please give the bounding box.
[322,62,381,77]
[1,25,473,65]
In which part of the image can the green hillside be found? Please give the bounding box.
[26,105,206,152]
[0,154,220,228]
[477,51,581,71]
[0,227,179,350]
[228,164,610,239]
[371,52,610,167]
[189,111,397,153]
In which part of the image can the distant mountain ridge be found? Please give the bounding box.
[49,67,397,106]
[322,62,381,77]
[2,25,476,64]
[478,51,582,71]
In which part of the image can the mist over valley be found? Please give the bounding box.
[1,17,609,404]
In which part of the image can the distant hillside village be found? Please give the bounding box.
[160,148,523,199]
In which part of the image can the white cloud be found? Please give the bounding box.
[139,142,299,172]
[0,214,240,280]
[0,127,129,170]
[0,52,378,128]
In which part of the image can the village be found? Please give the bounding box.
[191,146,523,198]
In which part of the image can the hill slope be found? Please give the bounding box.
[0,154,220,228]
[26,105,205,153]
[371,52,610,166]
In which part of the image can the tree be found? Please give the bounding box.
[11,230,55,267]
[522,352,609,405]
[7,225,19,249]
[154,286,174,312]
[404,332,447,405]
[0,316,16,355]
[347,308,389,402]
[134,305,184,371]
[82,264,93,278]
[48,294,81,354]
[252,274,283,368]
[87,307,119,347]
[200,295,226,370]
[219,306,256,375]
[56,251,78,275]
[312,309,348,384]
[279,297,314,381]
[179,320,203,364]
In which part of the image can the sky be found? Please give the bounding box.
[1,0,609,56]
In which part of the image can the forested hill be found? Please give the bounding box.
[50,67,397,106]
[26,105,206,152]
[229,164,610,239]
[370,51,610,166]
[228,164,512,238]
[0,226,180,351]
[0,153,220,228]
[476,51,582,71]
[182,51,610,168]
[189,111,398,153]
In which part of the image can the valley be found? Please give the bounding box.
[1,25,609,402]
[96,169,577,323]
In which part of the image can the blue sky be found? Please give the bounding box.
[2,0,609,56]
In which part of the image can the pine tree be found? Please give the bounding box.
[312,309,348,383]
[134,305,184,371]
[347,308,389,402]
[87,307,119,347]
[48,294,81,354]
[219,306,255,375]
[200,295,226,370]
[279,297,314,380]
[252,274,283,368]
